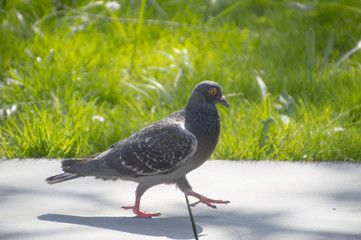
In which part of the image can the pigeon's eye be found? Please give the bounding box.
[209,88,217,96]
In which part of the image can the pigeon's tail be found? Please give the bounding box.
[46,157,97,184]
[46,173,80,184]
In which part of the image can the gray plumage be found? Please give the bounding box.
[46,80,230,217]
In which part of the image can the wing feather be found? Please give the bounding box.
[99,119,197,176]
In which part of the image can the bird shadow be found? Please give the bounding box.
[37,213,203,239]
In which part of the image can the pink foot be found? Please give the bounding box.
[122,197,161,218]
[122,206,161,218]
[186,191,230,209]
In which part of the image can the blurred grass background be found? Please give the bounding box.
[0,0,361,161]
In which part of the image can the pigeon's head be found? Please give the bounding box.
[188,81,230,108]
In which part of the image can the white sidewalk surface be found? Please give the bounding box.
[0,159,360,240]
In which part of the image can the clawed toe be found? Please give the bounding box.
[190,199,229,208]
[186,191,230,209]
[122,206,161,218]
[136,211,161,218]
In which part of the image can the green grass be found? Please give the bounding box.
[1,0,361,161]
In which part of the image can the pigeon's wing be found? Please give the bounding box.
[99,120,198,176]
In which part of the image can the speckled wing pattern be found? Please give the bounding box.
[97,114,198,176]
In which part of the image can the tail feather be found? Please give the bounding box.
[46,173,81,184]
[62,158,93,168]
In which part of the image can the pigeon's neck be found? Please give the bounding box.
[184,103,220,134]
[184,101,220,161]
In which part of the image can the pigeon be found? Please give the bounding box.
[46,80,230,218]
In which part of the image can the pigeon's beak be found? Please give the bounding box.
[218,95,230,108]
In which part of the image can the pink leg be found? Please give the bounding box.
[122,197,161,218]
[186,191,230,209]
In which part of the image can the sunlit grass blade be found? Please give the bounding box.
[320,30,334,78]
[333,40,361,68]
[122,81,157,104]
[306,27,315,82]
[256,76,268,102]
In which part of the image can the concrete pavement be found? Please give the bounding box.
[1,159,361,240]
